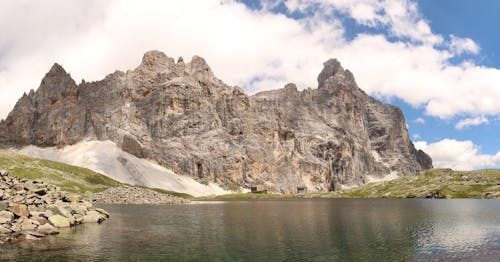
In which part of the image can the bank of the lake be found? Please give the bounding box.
[0,170,109,244]
[200,168,500,200]
[3,199,500,261]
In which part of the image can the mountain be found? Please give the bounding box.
[0,50,432,193]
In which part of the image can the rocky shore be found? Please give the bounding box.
[0,170,109,244]
[90,185,189,204]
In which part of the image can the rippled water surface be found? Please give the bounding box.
[2,199,500,261]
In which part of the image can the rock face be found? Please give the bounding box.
[0,170,109,244]
[0,51,432,193]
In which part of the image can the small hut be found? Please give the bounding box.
[297,186,307,194]
[251,185,267,194]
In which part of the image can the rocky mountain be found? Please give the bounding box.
[0,50,432,193]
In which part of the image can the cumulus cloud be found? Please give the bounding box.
[449,34,480,55]
[415,139,500,170]
[412,133,420,139]
[284,0,442,44]
[414,117,425,124]
[0,0,500,122]
[455,116,489,130]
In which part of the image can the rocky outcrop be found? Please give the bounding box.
[90,185,189,204]
[0,170,109,244]
[0,51,432,193]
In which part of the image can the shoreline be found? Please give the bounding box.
[0,170,109,244]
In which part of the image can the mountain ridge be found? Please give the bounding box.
[0,50,432,193]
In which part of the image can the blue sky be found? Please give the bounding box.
[0,0,499,170]
[237,0,500,169]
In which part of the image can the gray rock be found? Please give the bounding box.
[48,215,70,228]
[0,225,12,234]
[0,211,14,221]
[83,211,104,223]
[0,171,109,243]
[0,201,8,210]
[0,51,432,193]
[91,186,188,205]
[37,223,59,235]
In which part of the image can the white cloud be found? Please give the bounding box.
[0,0,499,122]
[449,34,480,55]
[414,117,425,124]
[455,116,489,130]
[284,0,443,45]
[415,139,500,170]
[412,133,420,139]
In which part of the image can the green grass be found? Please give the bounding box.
[0,151,193,199]
[198,169,500,200]
[0,152,121,195]
[335,169,500,199]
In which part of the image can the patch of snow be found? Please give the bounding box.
[366,171,399,183]
[340,184,357,190]
[15,140,233,197]
[371,150,382,162]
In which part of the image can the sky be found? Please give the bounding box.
[0,0,499,170]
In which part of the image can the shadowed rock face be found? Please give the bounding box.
[0,50,432,193]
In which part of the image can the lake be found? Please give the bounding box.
[2,199,499,261]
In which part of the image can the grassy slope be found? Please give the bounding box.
[336,168,500,198]
[0,152,121,195]
[0,152,194,198]
[199,169,500,200]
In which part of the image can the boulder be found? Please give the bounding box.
[9,204,29,217]
[37,223,59,235]
[83,211,105,223]
[0,225,12,234]
[48,215,70,228]
[0,210,13,220]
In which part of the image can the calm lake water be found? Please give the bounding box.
[2,199,500,261]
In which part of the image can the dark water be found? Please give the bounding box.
[2,199,500,261]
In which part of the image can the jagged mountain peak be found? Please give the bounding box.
[47,63,68,76]
[317,58,358,89]
[0,51,432,193]
[139,50,175,72]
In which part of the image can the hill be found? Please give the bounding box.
[0,152,120,194]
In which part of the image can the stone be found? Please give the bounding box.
[0,201,8,210]
[91,186,188,205]
[33,187,47,196]
[9,204,29,217]
[37,223,59,235]
[0,225,12,234]
[48,215,71,228]
[20,220,37,231]
[0,50,432,193]
[64,194,81,203]
[26,231,45,238]
[0,210,14,220]
[95,208,110,217]
[83,211,104,223]
[69,202,88,215]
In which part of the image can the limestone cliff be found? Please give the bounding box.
[0,50,432,193]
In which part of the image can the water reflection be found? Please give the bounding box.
[2,200,499,261]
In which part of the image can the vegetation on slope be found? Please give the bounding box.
[0,152,195,199]
[0,152,121,194]
[335,168,500,199]
[199,169,500,200]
